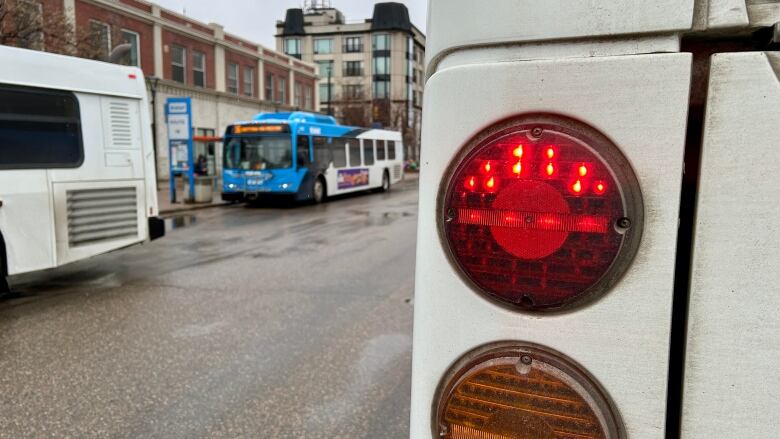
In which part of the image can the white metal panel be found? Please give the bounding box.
[681,51,780,439]
[410,53,692,438]
[0,45,145,99]
[425,0,694,66]
[53,180,146,266]
[0,171,55,274]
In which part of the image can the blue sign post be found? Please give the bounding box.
[165,97,194,203]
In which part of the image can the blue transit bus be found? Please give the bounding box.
[221,112,405,203]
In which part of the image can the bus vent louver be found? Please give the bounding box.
[393,164,402,180]
[67,187,139,247]
[108,101,133,148]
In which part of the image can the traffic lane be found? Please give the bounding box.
[0,179,418,438]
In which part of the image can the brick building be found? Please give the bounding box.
[4,0,319,179]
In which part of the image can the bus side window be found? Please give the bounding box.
[376,139,386,161]
[363,139,375,166]
[313,136,331,169]
[388,140,396,160]
[331,138,347,168]
[296,135,310,168]
[348,140,362,167]
[0,85,83,169]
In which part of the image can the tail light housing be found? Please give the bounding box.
[434,342,624,439]
[439,115,643,311]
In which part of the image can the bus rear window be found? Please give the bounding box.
[224,136,293,170]
[0,85,83,169]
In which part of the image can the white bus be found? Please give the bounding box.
[0,45,163,293]
[221,112,404,204]
[411,1,780,438]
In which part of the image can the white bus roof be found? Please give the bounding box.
[0,45,146,99]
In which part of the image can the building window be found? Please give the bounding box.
[119,30,140,67]
[373,56,390,75]
[316,60,333,78]
[278,78,286,104]
[294,82,303,107]
[319,83,333,102]
[304,86,313,109]
[344,61,363,77]
[243,66,254,97]
[89,20,111,61]
[171,45,186,84]
[0,85,83,169]
[284,38,301,56]
[192,51,206,87]
[313,38,333,54]
[227,62,239,94]
[373,34,391,51]
[265,74,274,101]
[344,37,362,53]
[343,84,364,100]
[373,80,390,99]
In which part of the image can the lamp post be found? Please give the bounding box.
[147,76,161,173]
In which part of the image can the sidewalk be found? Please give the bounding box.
[157,183,229,215]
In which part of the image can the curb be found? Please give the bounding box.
[160,201,230,216]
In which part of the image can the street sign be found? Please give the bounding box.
[165,97,194,202]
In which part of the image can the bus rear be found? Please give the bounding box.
[411,1,780,438]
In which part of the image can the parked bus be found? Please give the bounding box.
[0,45,164,293]
[221,112,404,204]
[411,1,780,438]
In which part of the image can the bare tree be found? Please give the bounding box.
[338,86,371,127]
[1,0,130,62]
[0,0,72,53]
[390,103,420,161]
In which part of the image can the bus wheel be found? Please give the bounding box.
[313,177,326,204]
[380,171,390,192]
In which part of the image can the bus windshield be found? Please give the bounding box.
[224,135,293,171]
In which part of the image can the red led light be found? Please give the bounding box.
[464,176,477,191]
[128,73,137,79]
[513,145,523,158]
[484,176,496,191]
[441,116,643,310]
[571,179,583,194]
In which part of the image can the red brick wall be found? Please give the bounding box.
[224,49,258,98]
[160,11,212,36]
[162,30,215,88]
[263,62,290,104]
[118,0,151,13]
[74,0,154,75]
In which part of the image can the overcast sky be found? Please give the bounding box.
[152,0,428,49]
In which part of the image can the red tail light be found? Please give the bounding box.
[440,115,643,311]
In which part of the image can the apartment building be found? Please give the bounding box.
[2,0,319,179]
[276,1,425,160]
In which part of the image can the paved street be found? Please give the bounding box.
[0,179,418,438]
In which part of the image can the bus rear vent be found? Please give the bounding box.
[108,101,132,148]
[67,187,139,247]
[393,164,402,180]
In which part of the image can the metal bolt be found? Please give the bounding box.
[531,127,543,138]
[617,217,632,230]
[525,215,533,224]
[520,355,532,365]
[445,208,457,223]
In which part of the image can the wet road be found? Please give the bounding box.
[0,179,418,438]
